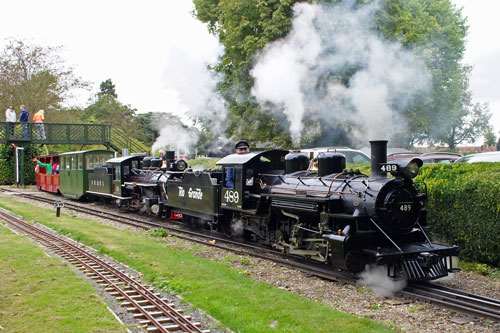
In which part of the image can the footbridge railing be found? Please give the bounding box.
[0,122,111,146]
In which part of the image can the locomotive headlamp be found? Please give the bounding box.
[404,160,421,179]
[380,158,423,179]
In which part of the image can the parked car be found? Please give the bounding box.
[387,152,422,161]
[419,152,463,164]
[300,147,370,163]
[455,151,500,163]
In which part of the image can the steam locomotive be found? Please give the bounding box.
[39,141,459,281]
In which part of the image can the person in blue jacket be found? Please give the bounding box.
[225,140,250,189]
[19,105,29,139]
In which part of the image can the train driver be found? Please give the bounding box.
[224,140,250,189]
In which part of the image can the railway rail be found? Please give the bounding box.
[2,187,500,322]
[0,208,209,333]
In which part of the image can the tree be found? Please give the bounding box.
[194,0,308,146]
[135,112,166,145]
[377,0,491,148]
[98,79,117,98]
[483,127,497,146]
[83,79,139,139]
[194,0,491,149]
[0,39,87,120]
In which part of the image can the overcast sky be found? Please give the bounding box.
[1,0,498,140]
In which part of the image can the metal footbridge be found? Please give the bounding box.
[0,122,148,154]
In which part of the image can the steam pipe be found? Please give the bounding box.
[369,140,388,179]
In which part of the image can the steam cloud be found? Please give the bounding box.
[152,2,225,155]
[251,1,431,145]
[358,265,406,297]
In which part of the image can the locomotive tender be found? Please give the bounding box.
[39,140,459,281]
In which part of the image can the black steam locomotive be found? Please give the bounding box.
[52,141,459,281]
[162,140,458,281]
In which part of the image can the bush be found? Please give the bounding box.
[416,163,500,266]
[0,144,42,185]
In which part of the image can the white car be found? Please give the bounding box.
[299,147,370,163]
[455,151,500,163]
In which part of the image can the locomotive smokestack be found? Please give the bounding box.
[369,140,388,179]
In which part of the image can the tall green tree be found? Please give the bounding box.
[483,127,497,146]
[83,79,139,138]
[377,0,491,149]
[194,0,490,149]
[0,39,87,120]
[194,0,309,146]
[98,79,117,98]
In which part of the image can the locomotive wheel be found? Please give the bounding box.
[345,250,367,273]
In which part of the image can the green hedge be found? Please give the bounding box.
[416,163,500,266]
[0,144,41,185]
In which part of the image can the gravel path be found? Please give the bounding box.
[2,186,499,332]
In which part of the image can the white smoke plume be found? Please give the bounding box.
[358,264,406,297]
[251,1,431,145]
[151,122,198,157]
[151,2,226,155]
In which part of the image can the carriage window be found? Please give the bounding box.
[123,165,130,177]
[115,166,121,180]
[65,157,71,170]
[87,156,94,169]
[131,160,138,169]
[78,155,83,169]
[71,156,77,170]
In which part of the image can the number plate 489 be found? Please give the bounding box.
[224,190,240,203]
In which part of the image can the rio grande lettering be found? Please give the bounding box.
[178,186,203,200]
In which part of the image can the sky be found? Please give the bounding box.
[0,0,222,124]
[1,0,499,140]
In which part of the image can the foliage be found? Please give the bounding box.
[459,261,500,279]
[377,0,491,148]
[483,127,497,146]
[188,157,220,171]
[98,78,117,98]
[0,144,41,185]
[416,163,500,266]
[0,39,88,121]
[194,0,490,149]
[193,0,308,146]
[82,79,141,140]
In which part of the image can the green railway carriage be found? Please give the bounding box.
[87,155,144,199]
[59,150,114,199]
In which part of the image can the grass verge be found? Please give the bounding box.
[0,217,125,333]
[0,197,390,332]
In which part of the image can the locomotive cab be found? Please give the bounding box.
[216,150,288,213]
[88,155,144,200]
[107,155,145,198]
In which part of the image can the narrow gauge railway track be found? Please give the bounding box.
[403,282,500,322]
[3,188,500,322]
[0,209,208,333]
